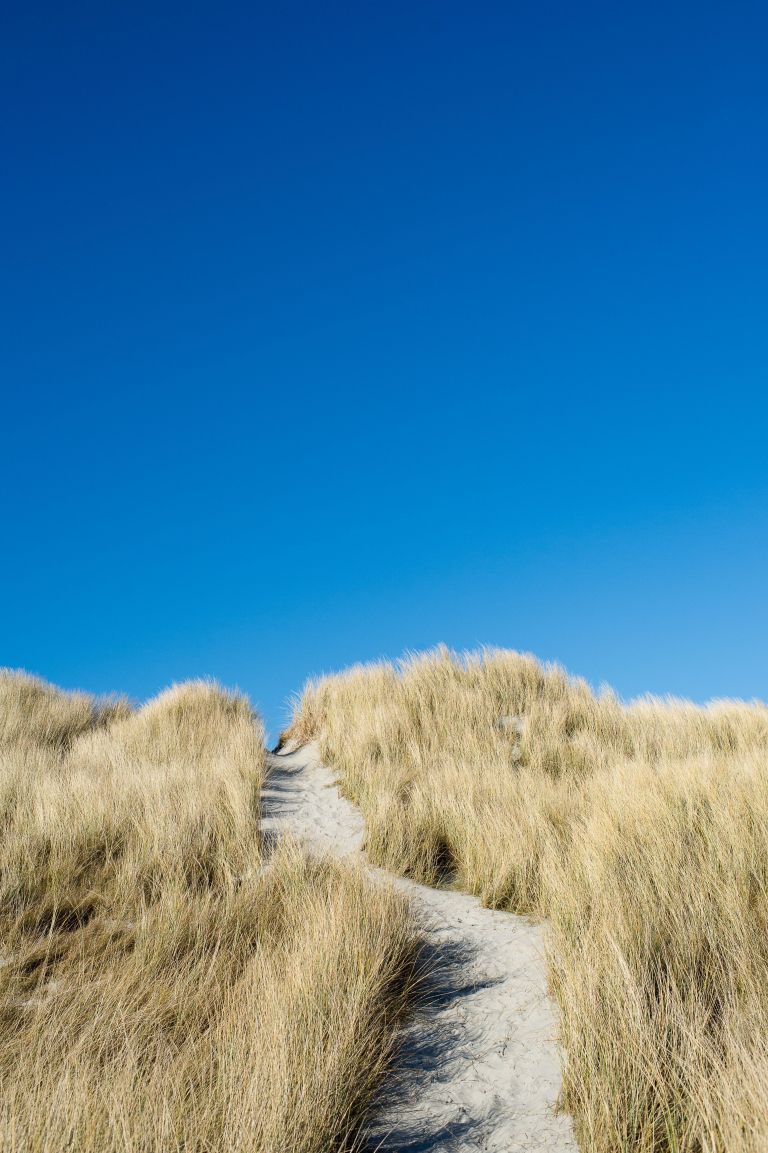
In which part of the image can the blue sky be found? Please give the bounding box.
[2,1,767,738]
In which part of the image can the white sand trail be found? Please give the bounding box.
[263,742,576,1153]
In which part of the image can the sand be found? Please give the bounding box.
[263,742,577,1153]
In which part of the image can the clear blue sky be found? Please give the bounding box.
[3,2,767,738]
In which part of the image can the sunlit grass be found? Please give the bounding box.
[285,646,768,1152]
[0,670,420,1152]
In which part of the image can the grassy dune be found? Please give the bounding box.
[285,647,768,1153]
[0,670,420,1153]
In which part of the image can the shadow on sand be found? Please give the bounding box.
[366,931,504,1152]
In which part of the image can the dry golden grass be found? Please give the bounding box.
[284,646,768,1153]
[0,670,420,1153]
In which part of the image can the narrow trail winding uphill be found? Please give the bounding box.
[263,743,576,1153]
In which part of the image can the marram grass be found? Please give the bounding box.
[285,646,768,1153]
[0,669,420,1153]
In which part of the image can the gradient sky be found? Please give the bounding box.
[3,1,767,738]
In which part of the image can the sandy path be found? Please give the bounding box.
[263,743,576,1153]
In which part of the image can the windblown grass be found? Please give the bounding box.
[284,647,768,1152]
[0,670,420,1152]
